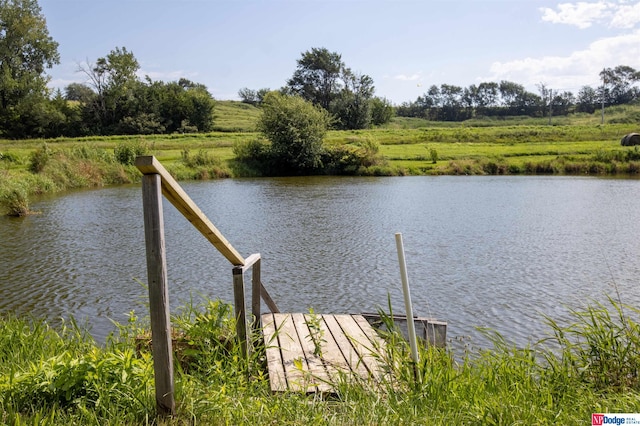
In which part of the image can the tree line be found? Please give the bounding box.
[397,66,640,121]
[2,0,639,140]
[1,0,214,139]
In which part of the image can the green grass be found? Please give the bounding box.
[1,297,640,424]
[1,103,639,213]
[211,100,261,132]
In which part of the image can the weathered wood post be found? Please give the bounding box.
[141,173,175,416]
[233,265,248,358]
[251,256,262,331]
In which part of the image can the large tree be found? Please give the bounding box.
[576,85,598,113]
[332,69,374,129]
[0,0,59,137]
[287,47,344,110]
[600,65,640,106]
[286,47,382,129]
[79,46,141,133]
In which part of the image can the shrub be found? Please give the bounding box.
[257,92,332,174]
[427,149,437,164]
[28,144,52,173]
[114,141,148,166]
[180,149,219,168]
[323,140,386,175]
[0,184,30,216]
[0,151,19,163]
[232,139,273,176]
[117,113,165,135]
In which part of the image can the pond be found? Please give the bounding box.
[2,175,640,349]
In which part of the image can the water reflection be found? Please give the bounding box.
[1,176,640,349]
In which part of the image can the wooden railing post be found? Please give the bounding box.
[233,265,248,358]
[141,173,175,416]
[251,257,262,331]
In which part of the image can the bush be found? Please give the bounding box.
[180,149,219,168]
[257,92,332,174]
[0,184,30,216]
[117,113,165,135]
[232,139,273,176]
[28,144,52,173]
[114,141,148,166]
[323,138,386,175]
[0,151,19,163]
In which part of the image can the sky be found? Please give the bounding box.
[39,0,640,105]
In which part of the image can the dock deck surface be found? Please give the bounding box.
[261,312,387,393]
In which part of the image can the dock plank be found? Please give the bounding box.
[272,313,311,392]
[262,313,385,393]
[304,314,350,384]
[261,313,287,392]
[334,314,384,382]
[291,313,333,393]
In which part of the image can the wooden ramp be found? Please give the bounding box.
[261,312,388,393]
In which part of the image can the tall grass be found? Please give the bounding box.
[1,106,640,214]
[1,297,640,424]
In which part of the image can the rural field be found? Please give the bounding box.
[0,101,639,216]
[2,103,640,424]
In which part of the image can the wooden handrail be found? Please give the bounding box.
[135,155,245,266]
[136,155,280,410]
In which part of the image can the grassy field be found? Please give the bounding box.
[1,101,639,215]
[1,297,639,425]
[2,104,640,423]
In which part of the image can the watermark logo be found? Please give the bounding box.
[593,414,640,425]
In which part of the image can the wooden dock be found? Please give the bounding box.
[261,313,388,393]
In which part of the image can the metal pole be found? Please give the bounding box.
[395,233,420,365]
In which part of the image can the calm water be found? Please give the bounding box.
[2,176,640,349]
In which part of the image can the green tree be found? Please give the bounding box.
[64,82,94,103]
[238,87,270,106]
[600,65,640,105]
[287,47,344,110]
[80,46,141,133]
[370,97,394,125]
[0,0,59,138]
[257,92,331,174]
[143,78,214,134]
[332,70,374,129]
[576,85,598,113]
[287,47,378,130]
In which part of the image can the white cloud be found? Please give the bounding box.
[487,29,640,90]
[393,73,422,81]
[540,1,611,29]
[540,1,640,29]
[610,1,640,28]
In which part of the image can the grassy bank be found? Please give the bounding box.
[1,297,639,424]
[1,102,639,215]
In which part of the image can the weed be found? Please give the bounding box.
[305,307,325,357]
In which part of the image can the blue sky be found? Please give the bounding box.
[40,0,640,105]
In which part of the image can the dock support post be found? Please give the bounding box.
[141,174,175,416]
[233,266,248,358]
